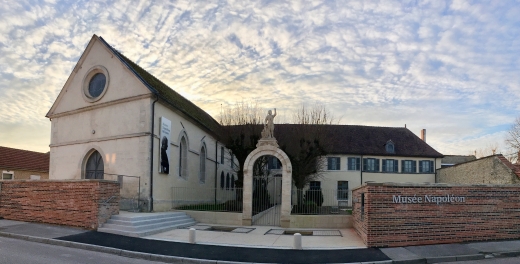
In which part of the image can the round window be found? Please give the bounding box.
[82,66,109,102]
[88,73,106,98]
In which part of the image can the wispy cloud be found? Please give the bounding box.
[0,0,519,154]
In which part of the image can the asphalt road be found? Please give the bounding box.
[0,236,162,264]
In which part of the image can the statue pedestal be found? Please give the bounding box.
[256,138,279,148]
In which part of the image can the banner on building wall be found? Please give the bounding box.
[159,117,171,174]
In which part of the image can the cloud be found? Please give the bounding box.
[0,0,519,155]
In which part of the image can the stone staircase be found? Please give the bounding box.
[97,212,196,237]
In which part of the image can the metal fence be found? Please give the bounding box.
[104,173,141,212]
[171,187,243,212]
[291,189,352,215]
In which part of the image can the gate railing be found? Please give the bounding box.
[103,173,141,212]
[291,189,352,215]
[171,187,243,212]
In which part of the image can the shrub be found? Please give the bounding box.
[304,188,324,207]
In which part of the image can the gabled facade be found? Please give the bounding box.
[437,154,520,185]
[46,35,236,211]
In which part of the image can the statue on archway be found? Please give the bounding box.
[261,108,276,139]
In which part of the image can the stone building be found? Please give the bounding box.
[0,146,49,180]
[436,154,520,185]
[46,34,443,212]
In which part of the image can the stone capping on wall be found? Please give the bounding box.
[352,182,520,248]
[0,179,120,230]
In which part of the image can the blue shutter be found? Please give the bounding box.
[356,158,360,170]
[382,159,386,172]
[429,161,434,173]
[401,160,405,173]
[375,159,380,171]
[363,158,367,171]
[336,158,341,170]
[412,161,417,173]
[419,160,423,173]
[394,160,398,172]
[327,158,332,170]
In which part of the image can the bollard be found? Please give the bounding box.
[189,228,196,244]
[293,233,302,250]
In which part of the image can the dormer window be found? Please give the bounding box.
[385,140,395,153]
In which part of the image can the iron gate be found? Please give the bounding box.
[252,174,282,226]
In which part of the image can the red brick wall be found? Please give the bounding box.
[353,183,520,247]
[0,180,119,229]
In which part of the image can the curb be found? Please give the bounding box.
[1,231,497,264]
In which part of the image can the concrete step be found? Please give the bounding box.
[98,212,196,237]
[106,214,188,227]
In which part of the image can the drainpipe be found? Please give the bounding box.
[149,94,159,212]
[360,155,363,186]
[215,141,218,205]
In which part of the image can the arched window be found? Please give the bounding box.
[179,137,188,179]
[231,174,235,189]
[220,171,225,189]
[85,151,104,179]
[199,145,206,183]
[226,173,230,190]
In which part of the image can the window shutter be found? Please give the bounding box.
[401,160,405,173]
[419,160,423,173]
[375,159,380,171]
[327,158,332,170]
[382,159,386,172]
[412,161,417,173]
[356,158,360,170]
[336,158,341,170]
[394,160,398,172]
[429,161,434,173]
[363,158,367,171]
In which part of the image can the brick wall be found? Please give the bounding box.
[437,155,520,185]
[0,180,119,229]
[353,182,520,247]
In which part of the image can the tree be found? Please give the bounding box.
[220,102,339,206]
[505,116,520,163]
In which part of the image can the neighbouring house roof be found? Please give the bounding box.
[97,36,223,139]
[0,146,49,172]
[442,155,477,165]
[225,124,443,158]
[497,154,520,179]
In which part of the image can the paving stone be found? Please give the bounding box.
[230,228,254,233]
[313,230,341,236]
[266,229,284,235]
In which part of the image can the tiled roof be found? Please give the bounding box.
[0,146,49,172]
[226,124,443,158]
[497,154,520,179]
[98,37,223,138]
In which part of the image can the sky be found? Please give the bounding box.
[1,0,519,157]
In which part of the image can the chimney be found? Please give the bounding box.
[420,129,426,142]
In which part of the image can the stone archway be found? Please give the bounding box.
[242,144,292,227]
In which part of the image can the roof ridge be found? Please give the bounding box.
[97,36,223,139]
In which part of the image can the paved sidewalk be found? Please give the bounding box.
[2,219,520,263]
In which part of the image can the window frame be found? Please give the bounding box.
[401,160,417,173]
[347,157,361,171]
[199,145,206,184]
[382,159,398,173]
[419,160,434,173]
[363,158,380,172]
[337,181,349,201]
[309,181,321,190]
[179,137,188,179]
[327,157,341,170]
[2,171,14,180]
